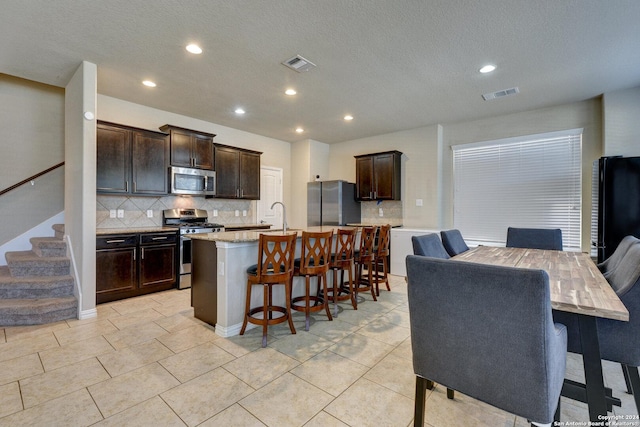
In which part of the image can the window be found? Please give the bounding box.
[452,129,582,250]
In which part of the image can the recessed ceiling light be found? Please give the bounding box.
[235,108,245,115]
[285,89,297,96]
[295,127,304,133]
[479,64,496,74]
[142,80,156,87]
[344,115,354,121]
[186,44,202,54]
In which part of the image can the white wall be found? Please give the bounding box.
[441,98,603,252]
[328,125,441,228]
[603,86,640,156]
[0,212,64,266]
[65,61,98,317]
[0,75,65,245]
[289,139,330,228]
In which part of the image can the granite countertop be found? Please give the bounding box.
[347,221,403,227]
[223,224,273,230]
[96,226,177,235]
[189,225,359,243]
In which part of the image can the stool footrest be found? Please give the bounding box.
[245,305,291,327]
[291,295,327,313]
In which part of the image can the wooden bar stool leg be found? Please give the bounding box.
[286,277,296,335]
[240,281,251,335]
[354,263,361,302]
[321,272,333,321]
[262,284,268,347]
[348,263,357,309]
[368,260,377,301]
[384,257,390,291]
[333,268,339,317]
[304,275,311,331]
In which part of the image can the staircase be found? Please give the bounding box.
[0,224,77,326]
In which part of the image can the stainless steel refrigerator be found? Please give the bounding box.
[307,180,361,226]
[594,156,640,262]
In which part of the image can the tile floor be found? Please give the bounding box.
[0,275,638,426]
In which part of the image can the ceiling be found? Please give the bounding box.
[2,0,640,144]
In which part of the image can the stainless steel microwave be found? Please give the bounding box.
[170,166,216,196]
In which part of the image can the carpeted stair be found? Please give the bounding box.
[0,225,77,326]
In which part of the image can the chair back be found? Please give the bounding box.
[406,255,566,424]
[411,233,450,259]
[440,229,470,256]
[506,227,563,250]
[254,233,297,282]
[376,224,391,257]
[357,226,378,261]
[605,242,640,298]
[298,230,333,275]
[554,243,640,366]
[331,228,357,267]
[599,235,640,276]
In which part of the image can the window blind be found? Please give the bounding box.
[452,129,582,250]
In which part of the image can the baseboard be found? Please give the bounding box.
[79,308,97,320]
[215,322,248,338]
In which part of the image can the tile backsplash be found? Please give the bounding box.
[97,195,254,229]
[360,200,403,226]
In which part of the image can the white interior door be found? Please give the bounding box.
[257,166,283,229]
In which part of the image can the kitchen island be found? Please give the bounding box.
[189,226,360,337]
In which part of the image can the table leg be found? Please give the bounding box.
[577,314,607,420]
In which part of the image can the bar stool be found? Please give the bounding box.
[354,225,379,302]
[292,230,334,331]
[373,224,391,296]
[240,233,297,347]
[326,228,358,316]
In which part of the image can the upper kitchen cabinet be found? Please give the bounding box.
[355,150,402,201]
[160,125,215,170]
[97,121,169,195]
[214,144,262,199]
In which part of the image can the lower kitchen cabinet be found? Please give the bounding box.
[139,233,177,289]
[96,231,178,304]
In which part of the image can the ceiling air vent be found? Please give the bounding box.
[482,87,519,101]
[282,55,316,73]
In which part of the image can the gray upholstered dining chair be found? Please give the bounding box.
[598,235,640,277]
[411,233,449,259]
[410,232,454,400]
[406,255,567,427]
[553,242,640,414]
[506,227,563,250]
[440,229,470,256]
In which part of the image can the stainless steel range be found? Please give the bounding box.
[163,208,224,289]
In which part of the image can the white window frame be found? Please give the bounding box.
[452,129,583,250]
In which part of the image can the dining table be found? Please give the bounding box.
[453,245,629,422]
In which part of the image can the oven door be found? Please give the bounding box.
[179,235,192,289]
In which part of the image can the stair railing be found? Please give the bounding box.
[0,162,65,197]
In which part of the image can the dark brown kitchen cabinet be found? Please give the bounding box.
[160,124,215,170]
[139,233,177,289]
[96,231,178,304]
[96,234,138,304]
[355,151,402,201]
[97,121,169,195]
[214,144,261,199]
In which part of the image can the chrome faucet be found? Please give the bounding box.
[270,201,288,233]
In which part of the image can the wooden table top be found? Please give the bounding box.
[454,246,629,322]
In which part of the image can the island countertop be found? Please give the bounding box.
[189,225,360,243]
